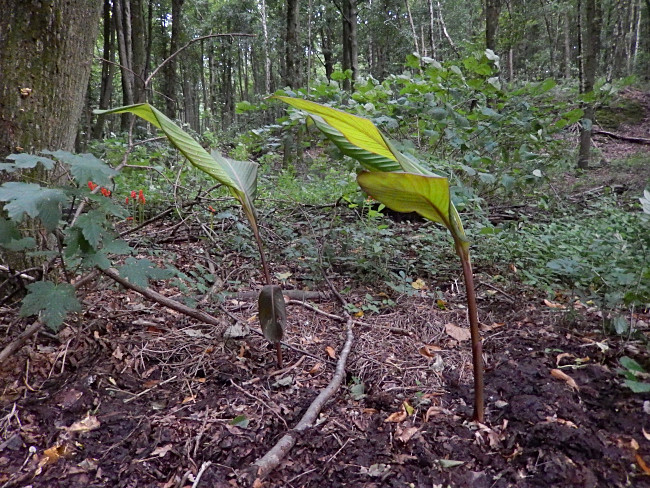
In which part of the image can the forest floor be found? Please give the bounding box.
[1,89,650,488]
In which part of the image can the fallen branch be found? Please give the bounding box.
[593,128,650,145]
[251,315,354,480]
[99,267,226,328]
[0,321,44,365]
[232,290,327,301]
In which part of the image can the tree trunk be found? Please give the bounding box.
[404,0,420,56]
[578,0,602,169]
[427,0,438,59]
[163,0,185,119]
[0,0,103,157]
[486,0,501,52]
[341,0,358,91]
[285,0,300,88]
[92,0,116,139]
[258,0,272,93]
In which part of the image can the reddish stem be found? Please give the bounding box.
[456,241,484,423]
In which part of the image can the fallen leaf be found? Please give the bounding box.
[544,299,565,309]
[40,444,74,467]
[483,322,506,331]
[631,438,640,450]
[411,278,427,290]
[403,401,414,416]
[308,362,323,375]
[395,426,419,443]
[643,428,650,441]
[354,310,364,318]
[325,346,336,359]
[550,369,580,391]
[438,459,465,468]
[182,395,196,404]
[556,352,574,366]
[636,453,650,475]
[151,444,173,457]
[252,478,264,488]
[419,344,441,358]
[362,408,378,415]
[67,415,100,433]
[384,409,408,423]
[445,323,471,342]
[112,346,124,360]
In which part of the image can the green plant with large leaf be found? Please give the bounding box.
[275,96,484,422]
[94,103,286,366]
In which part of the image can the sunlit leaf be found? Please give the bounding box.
[274,96,397,162]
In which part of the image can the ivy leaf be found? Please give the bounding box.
[20,282,81,331]
[117,257,174,288]
[43,150,116,187]
[0,182,66,231]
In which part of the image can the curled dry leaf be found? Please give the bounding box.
[445,323,471,342]
[396,426,419,443]
[66,415,100,433]
[384,408,408,423]
[151,443,173,458]
[544,299,566,309]
[325,345,336,359]
[308,362,323,375]
[419,344,442,358]
[40,444,74,467]
[550,369,580,391]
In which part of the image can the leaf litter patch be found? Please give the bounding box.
[1,220,650,487]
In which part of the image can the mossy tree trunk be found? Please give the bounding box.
[0,0,103,159]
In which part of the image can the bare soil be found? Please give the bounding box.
[1,91,650,488]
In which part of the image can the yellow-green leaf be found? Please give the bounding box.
[274,96,397,162]
[357,171,468,246]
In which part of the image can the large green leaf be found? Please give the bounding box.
[357,171,468,249]
[93,104,258,222]
[274,96,397,162]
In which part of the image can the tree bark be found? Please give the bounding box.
[578,0,602,169]
[0,0,103,158]
[284,0,300,88]
[341,0,358,91]
[486,0,501,52]
[92,0,116,139]
[163,0,185,119]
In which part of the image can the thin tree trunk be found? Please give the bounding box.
[404,0,420,56]
[578,0,601,169]
[427,0,437,58]
[564,11,571,78]
[258,0,271,93]
[437,1,459,55]
[539,0,556,77]
[285,0,300,88]
[486,0,501,52]
[163,0,184,118]
[92,0,116,139]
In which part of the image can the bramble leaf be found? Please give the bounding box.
[20,282,81,331]
[117,257,174,288]
[0,182,66,231]
[43,150,116,187]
